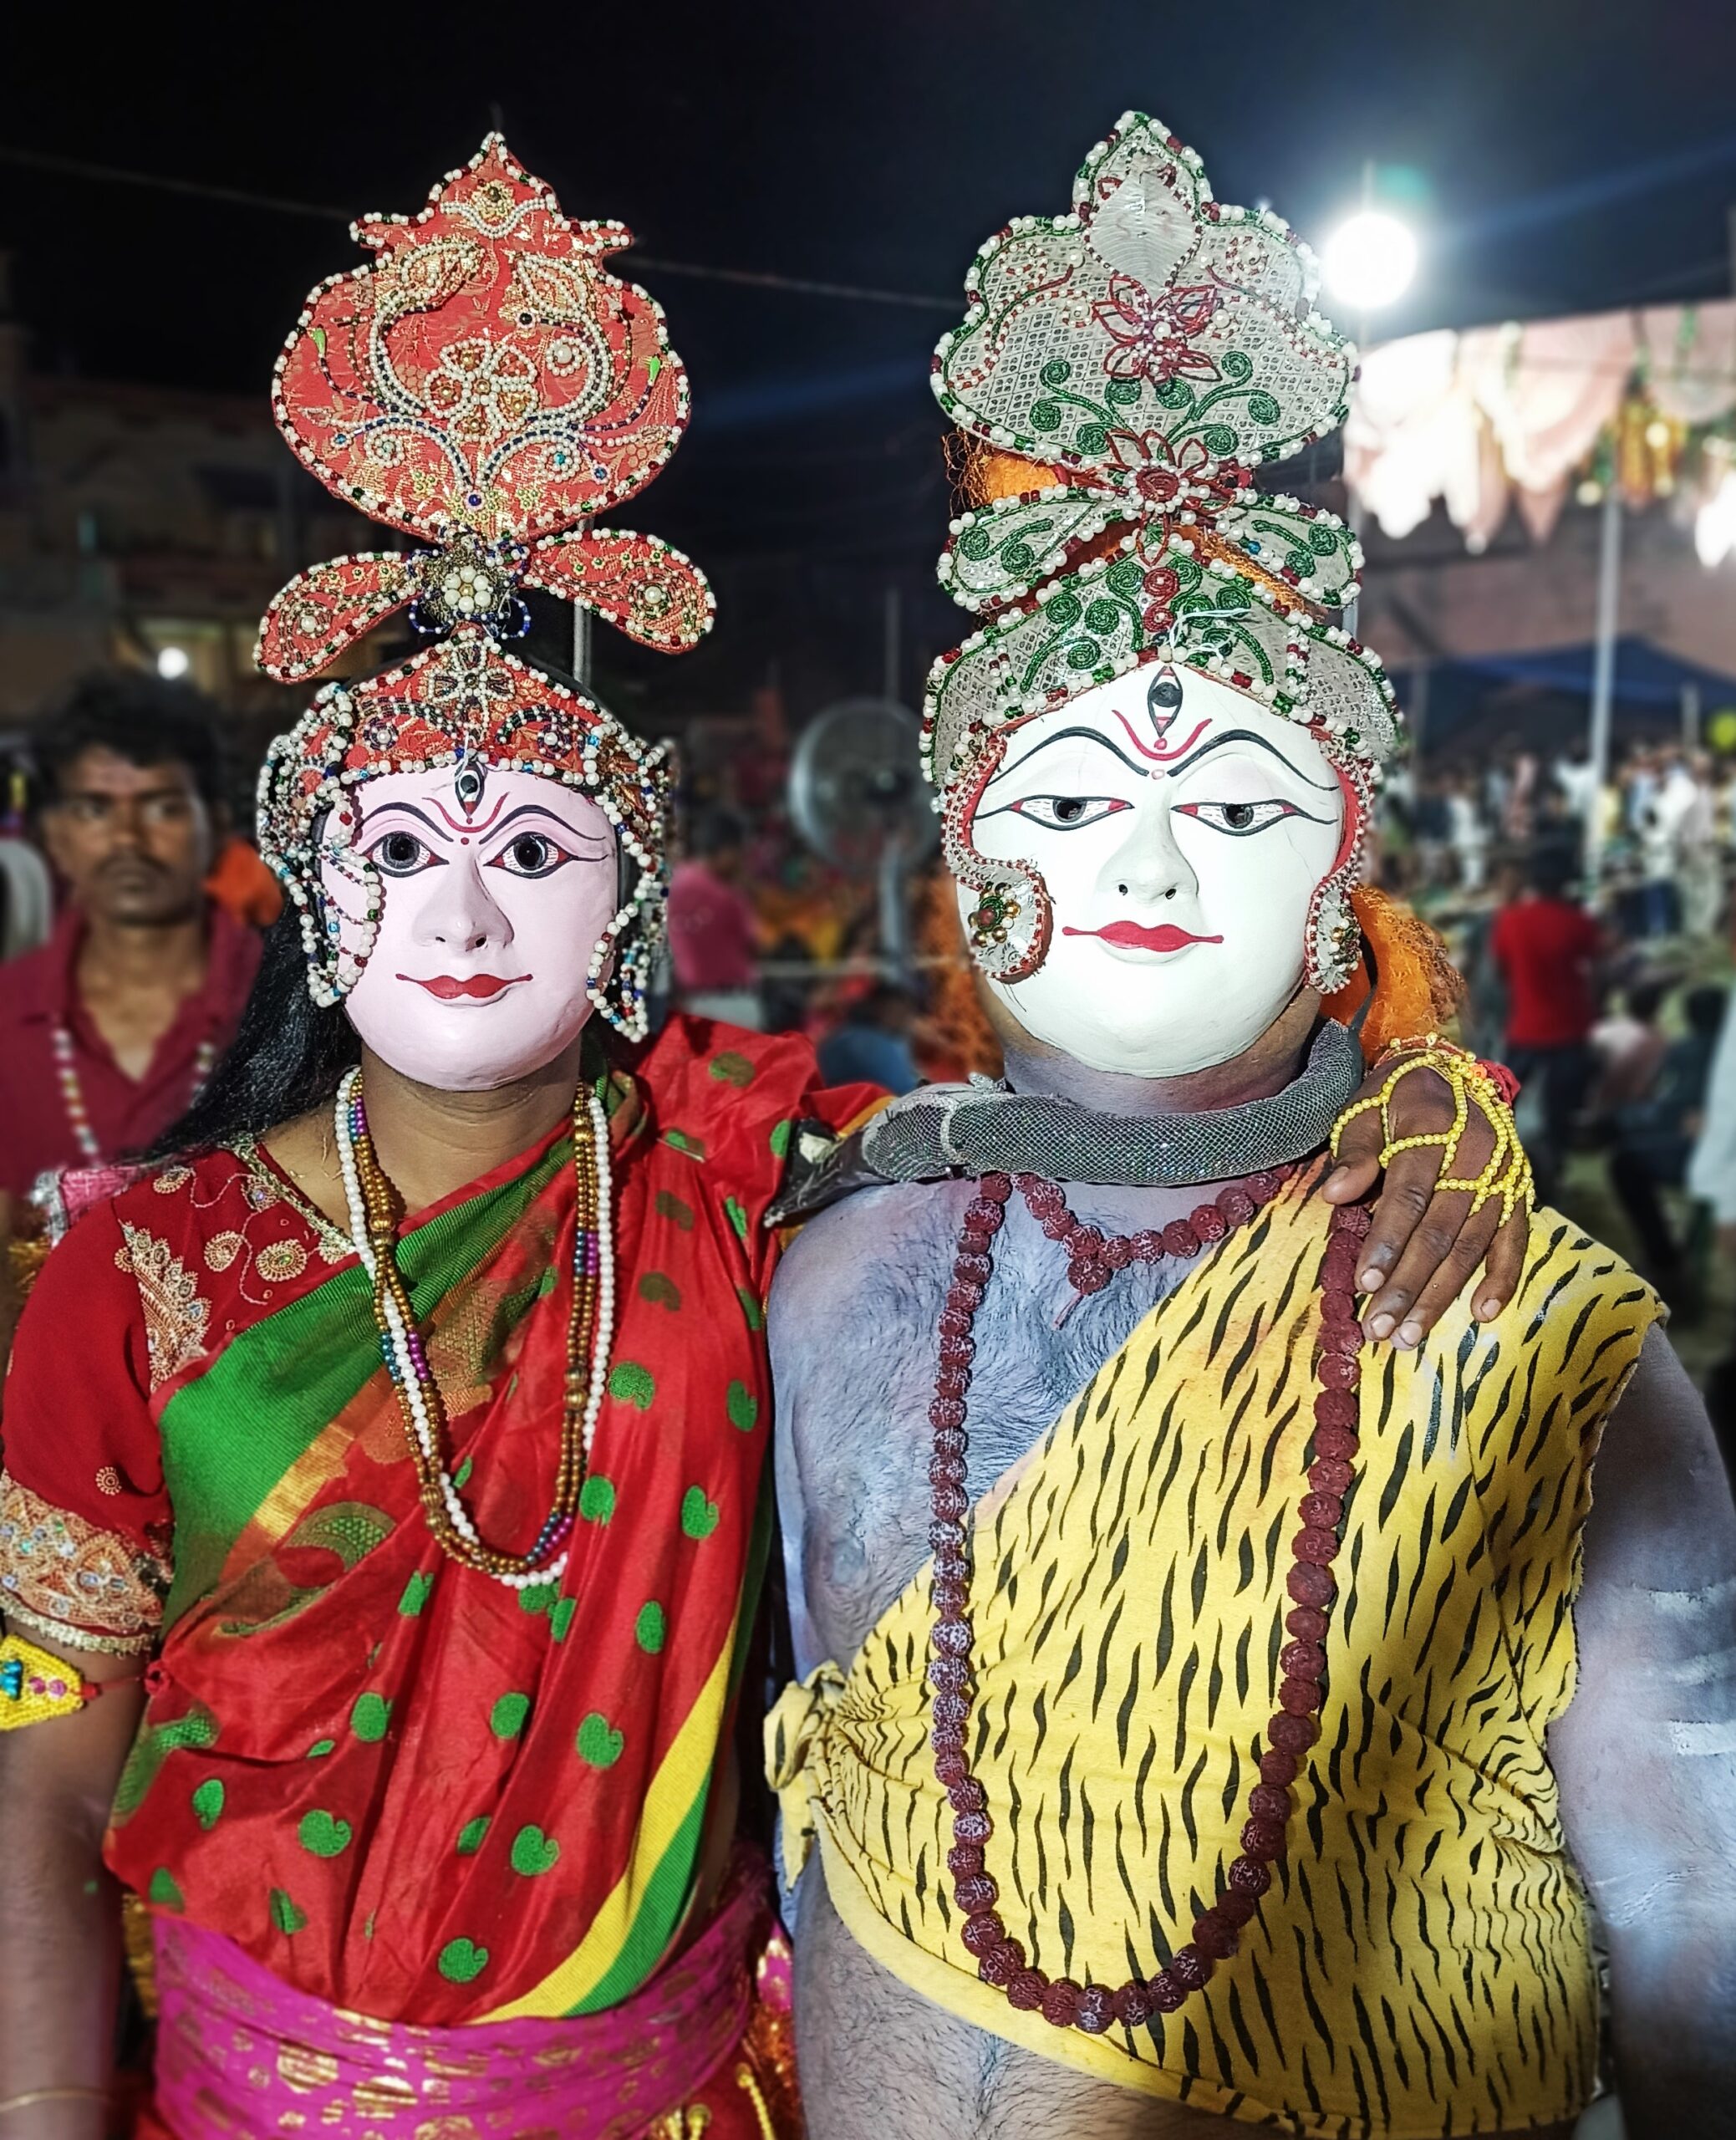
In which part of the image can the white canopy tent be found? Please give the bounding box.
[1345,301,1736,884]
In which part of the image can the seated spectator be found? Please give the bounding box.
[1608,985,1726,1293]
[817,981,921,1096]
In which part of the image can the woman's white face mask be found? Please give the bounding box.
[960,670,1346,1078]
[325,765,619,1092]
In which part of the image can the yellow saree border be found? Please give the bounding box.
[477,1608,739,2021]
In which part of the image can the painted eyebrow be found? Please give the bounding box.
[361,799,610,850]
[984,726,1152,792]
[1160,728,1340,792]
[480,802,613,851]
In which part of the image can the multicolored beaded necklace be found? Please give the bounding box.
[929,1164,1364,2034]
[334,1065,616,1590]
[53,1025,217,1162]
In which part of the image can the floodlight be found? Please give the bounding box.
[1321,210,1418,315]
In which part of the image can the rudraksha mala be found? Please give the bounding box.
[929,1165,1365,2034]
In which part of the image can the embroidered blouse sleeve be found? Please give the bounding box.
[0,1200,172,1653]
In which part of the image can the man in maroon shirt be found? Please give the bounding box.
[1489,841,1606,1201]
[0,671,262,1204]
[666,808,762,1026]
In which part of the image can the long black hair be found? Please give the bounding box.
[146,911,360,1161]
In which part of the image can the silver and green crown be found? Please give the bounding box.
[921,110,1401,799]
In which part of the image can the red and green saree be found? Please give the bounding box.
[0,1017,877,2130]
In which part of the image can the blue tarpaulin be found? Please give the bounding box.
[1395,636,1736,752]
[1399,635,1736,711]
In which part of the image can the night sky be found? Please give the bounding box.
[7,2,1736,718]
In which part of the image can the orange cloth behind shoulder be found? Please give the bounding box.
[205,836,283,930]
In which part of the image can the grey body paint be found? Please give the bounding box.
[772,1195,1736,2137]
[771,1171,1296,2140]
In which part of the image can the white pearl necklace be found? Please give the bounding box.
[54,1026,217,1161]
[333,1065,616,1590]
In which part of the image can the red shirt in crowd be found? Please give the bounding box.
[666,859,758,992]
[1489,894,1603,1050]
[0,901,261,1197]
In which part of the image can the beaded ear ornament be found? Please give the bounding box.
[252,135,707,1037]
[923,111,1403,994]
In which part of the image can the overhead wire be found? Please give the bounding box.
[0,145,957,314]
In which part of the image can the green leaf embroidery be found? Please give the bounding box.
[306,1739,336,1759]
[191,1779,225,1831]
[726,1381,759,1432]
[736,1286,765,1332]
[635,1601,666,1653]
[769,1118,792,1159]
[575,1713,624,1768]
[708,1051,756,1088]
[270,1888,308,1935]
[398,1571,434,1616]
[724,1196,749,1242]
[490,1692,531,1740]
[639,1271,682,1311]
[661,1128,707,1159]
[654,1190,695,1231]
[437,1937,489,1984]
[608,1361,655,1410]
[550,1597,577,1642]
[509,1825,561,1876]
[456,1816,491,1857]
[680,1487,720,1541]
[349,1694,391,1744]
[298,1810,353,1858]
[148,1867,184,1910]
[517,1582,557,1616]
[578,1477,616,1524]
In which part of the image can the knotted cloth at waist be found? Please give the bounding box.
[145,1848,766,2140]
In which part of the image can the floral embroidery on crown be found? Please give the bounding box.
[252,136,706,1037]
[922,111,1404,995]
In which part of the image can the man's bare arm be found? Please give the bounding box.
[1550,1328,1736,2135]
[0,1632,143,2137]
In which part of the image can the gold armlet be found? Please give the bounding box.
[1330,1035,1534,1226]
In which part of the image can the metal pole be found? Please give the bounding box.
[883,584,902,705]
[1586,487,1623,894]
[1683,679,1702,750]
[572,602,591,688]
[1408,660,1430,762]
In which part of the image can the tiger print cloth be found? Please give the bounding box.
[769,1164,1663,2135]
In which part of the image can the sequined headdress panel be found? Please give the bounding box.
[254,136,706,1033]
[924,111,1403,993]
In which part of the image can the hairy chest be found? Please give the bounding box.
[776,1180,1232,1664]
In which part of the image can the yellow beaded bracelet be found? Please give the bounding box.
[1330,1038,1534,1227]
[0,1632,135,1730]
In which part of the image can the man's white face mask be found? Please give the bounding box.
[960,669,1347,1078]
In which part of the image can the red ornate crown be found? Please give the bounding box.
[257,133,712,679]
[254,137,709,1036]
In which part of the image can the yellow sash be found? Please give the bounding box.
[769,1169,1661,2134]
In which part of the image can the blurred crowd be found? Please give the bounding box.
[12,670,1736,1429]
